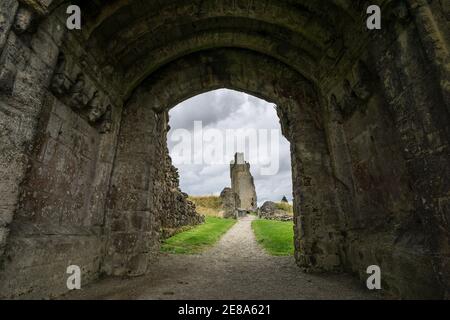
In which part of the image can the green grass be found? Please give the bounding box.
[252,219,294,256]
[161,217,236,254]
[188,195,223,217]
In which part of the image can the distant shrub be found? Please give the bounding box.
[274,202,293,215]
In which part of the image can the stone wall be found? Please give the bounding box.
[0,1,127,297]
[0,1,203,297]
[0,2,80,298]
[103,99,203,277]
[160,149,204,239]
[376,1,450,296]
[276,1,449,298]
[320,2,449,298]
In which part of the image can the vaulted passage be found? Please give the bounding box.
[0,0,449,299]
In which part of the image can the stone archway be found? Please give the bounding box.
[105,48,340,277]
[0,0,448,299]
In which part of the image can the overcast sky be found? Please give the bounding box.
[167,89,292,205]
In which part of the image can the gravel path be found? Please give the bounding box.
[64,215,379,300]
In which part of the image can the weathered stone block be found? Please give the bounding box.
[0,0,18,53]
[30,26,59,67]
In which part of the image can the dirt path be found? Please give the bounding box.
[64,216,379,300]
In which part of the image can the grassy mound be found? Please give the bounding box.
[189,195,223,217]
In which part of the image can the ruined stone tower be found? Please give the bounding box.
[230,153,257,211]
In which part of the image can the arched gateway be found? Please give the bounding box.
[0,0,448,299]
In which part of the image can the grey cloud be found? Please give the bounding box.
[169,89,247,131]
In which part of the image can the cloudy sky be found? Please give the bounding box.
[167,89,292,205]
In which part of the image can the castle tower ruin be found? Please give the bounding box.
[230,153,257,211]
